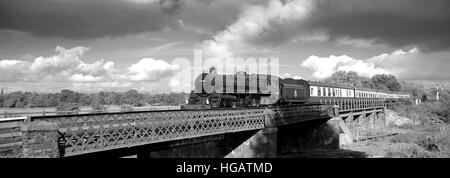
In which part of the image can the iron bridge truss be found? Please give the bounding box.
[29,105,334,157]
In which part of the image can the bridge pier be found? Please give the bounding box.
[339,109,387,142]
[225,128,277,158]
[20,120,60,158]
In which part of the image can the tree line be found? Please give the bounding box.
[324,71,429,98]
[0,72,437,110]
[0,89,189,109]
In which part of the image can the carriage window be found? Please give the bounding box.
[310,87,315,96]
[332,88,336,96]
[328,88,331,97]
[322,87,326,96]
[318,87,321,96]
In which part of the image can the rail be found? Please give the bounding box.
[0,106,180,118]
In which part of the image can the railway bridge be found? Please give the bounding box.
[0,101,401,158]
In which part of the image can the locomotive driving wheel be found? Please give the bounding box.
[208,93,222,108]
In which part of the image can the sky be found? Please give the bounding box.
[1,0,450,93]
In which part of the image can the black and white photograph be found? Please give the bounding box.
[0,0,449,166]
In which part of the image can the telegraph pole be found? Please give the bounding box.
[436,84,440,101]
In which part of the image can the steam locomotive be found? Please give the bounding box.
[184,70,411,109]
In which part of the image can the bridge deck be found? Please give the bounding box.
[25,105,333,157]
[0,100,396,157]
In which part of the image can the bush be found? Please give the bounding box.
[416,137,440,152]
[385,144,440,158]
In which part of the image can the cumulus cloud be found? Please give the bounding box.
[0,46,184,92]
[2,0,450,52]
[202,0,316,59]
[302,54,390,79]
[126,58,180,81]
[301,47,450,80]
[0,46,116,82]
[281,73,302,79]
[310,0,450,51]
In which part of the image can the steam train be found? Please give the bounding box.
[184,70,411,109]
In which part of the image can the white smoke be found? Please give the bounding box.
[202,0,316,60]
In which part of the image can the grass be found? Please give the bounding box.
[344,102,450,158]
[384,117,450,158]
[384,143,442,158]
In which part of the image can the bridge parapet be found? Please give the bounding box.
[29,109,266,157]
[4,104,337,158]
[272,105,337,126]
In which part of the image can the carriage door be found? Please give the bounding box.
[282,84,307,102]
